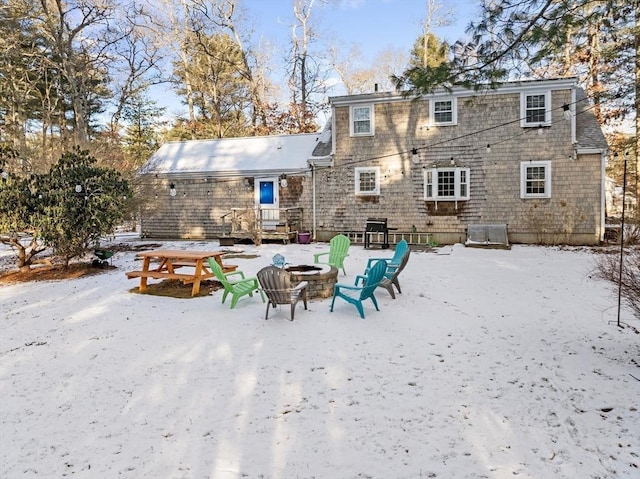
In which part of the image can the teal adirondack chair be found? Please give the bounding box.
[330,259,387,319]
[363,239,409,277]
[356,249,411,299]
[208,258,265,309]
[313,234,351,275]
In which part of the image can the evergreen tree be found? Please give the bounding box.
[393,0,638,131]
[172,32,252,138]
[122,94,166,169]
[409,33,449,70]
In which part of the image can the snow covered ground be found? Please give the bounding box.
[1,236,638,478]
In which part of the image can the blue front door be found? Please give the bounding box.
[260,181,274,205]
[256,178,279,227]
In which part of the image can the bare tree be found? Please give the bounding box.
[329,44,368,95]
[189,0,271,132]
[418,0,452,68]
[107,4,164,136]
[329,44,407,94]
[142,0,199,130]
[286,0,326,132]
[37,0,118,146]
[1,0,135,166]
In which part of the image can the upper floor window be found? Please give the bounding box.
[350,105,374,136]
[355,167,380,195]
[520,161,551,198]
[430,98,457,126]
[521,91,551,127]
[424,167,470,201]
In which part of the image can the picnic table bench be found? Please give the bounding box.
[126,249,237,297]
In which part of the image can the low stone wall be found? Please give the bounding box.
[287,264,338,299]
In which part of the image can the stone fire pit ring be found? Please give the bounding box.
[285,264,338,299]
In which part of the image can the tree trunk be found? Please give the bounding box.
[635,0,639,199]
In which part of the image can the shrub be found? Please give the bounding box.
[0,149,132,269]
[594,248,640,319]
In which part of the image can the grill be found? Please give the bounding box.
[364,217,389,249]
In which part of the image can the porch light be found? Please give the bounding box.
[169,183,176,197]
[486,144,491,153]
[411,148,420,164]
[280,174,288,188]
[563,103,571,120]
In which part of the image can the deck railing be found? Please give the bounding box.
[344,230,434,247]
[220,207,303,237]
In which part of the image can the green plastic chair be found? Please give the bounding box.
[313,234,351,275]
[208,258,265,309]
[330,259,387,319]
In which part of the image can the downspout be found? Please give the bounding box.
[311,161,317,240]
[570,86,577,144]
[600,150,607,243]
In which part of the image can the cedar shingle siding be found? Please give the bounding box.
[312,78,607,245]
[136,78,607,245]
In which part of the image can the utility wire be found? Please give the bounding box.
[134,94,603,187]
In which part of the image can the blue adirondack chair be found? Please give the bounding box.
[356,249,411,299]
[363,239,409,278]
[313,234,350,275]
[330,259,387,319]
[208,257,265,309]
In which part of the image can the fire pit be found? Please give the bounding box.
[285,264,338,299]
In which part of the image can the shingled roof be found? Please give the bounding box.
[309,120,332,159]
[575,87,608,152]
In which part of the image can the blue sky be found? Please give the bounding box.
[239,0,477,57]
[153,0,480,120]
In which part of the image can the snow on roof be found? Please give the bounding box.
[138,133,321,176]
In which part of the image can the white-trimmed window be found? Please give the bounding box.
[424,167,470,201]
[520,161,551,198]
[520,91,551,127]
[430,98,457,125]
[355,167,380,195]
[350,105,374,136]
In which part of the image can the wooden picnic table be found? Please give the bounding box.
[125,249,237,297]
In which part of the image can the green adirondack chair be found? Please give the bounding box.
[208,257,265,309]
[313,234,351,275]
[330,259,387,319]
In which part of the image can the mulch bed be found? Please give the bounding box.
[0,243,249,298]
[0,263,112,284]
[129,279,223,298]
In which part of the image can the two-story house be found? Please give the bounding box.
[134,77,607,246]
[308,77,608,245]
